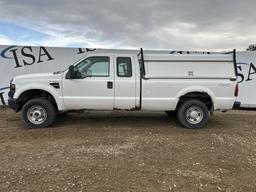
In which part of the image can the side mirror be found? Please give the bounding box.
[68,65,75,79]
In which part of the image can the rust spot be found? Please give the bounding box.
[113,107,122,111]
[113,107,141,111]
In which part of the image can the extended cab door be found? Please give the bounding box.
[114,55,137,109]
[61,54,114,110]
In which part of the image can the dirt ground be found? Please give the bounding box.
[0,107,256,192]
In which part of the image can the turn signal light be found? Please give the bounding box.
[10,84,16,92]
[234,82,238,97]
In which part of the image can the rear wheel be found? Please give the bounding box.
[21,98,56,128]
[177,99,209,129]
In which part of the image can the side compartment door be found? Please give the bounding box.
[114,56,136,109]
[61,55,114,110]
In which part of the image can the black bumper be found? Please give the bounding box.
[233,101,241,110]
[8,98,19,112]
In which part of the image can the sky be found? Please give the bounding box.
[0,0,255,51]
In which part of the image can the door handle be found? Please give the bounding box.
[107,81,113,89]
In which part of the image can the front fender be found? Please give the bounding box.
[14,83,64,110]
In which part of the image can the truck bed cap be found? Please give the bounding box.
[143,54,233,62]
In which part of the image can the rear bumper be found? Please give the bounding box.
[8,98,19,112]
[233,101,241,110]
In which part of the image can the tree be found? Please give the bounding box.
[247,44,256,51]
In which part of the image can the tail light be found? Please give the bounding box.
[234,82,238,97]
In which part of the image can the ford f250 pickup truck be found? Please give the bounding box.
[8,48,240,129]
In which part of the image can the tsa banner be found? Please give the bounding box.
[1,45,256,109]
[236,52,256,108]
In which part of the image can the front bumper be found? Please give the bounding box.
[8,98,19,112]
[233,101,241,110]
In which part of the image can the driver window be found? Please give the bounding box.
[75,56,109,78]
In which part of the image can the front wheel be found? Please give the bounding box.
[21,98,56,128]
[177,99,209,129]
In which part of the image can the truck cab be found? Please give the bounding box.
[62,53,140,110]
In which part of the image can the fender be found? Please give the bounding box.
[176,86,216,109]
[14,83,65,110]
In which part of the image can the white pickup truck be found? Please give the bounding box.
[8,48,240,129]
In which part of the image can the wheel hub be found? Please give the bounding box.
[190,110,199,119]
[186,106,203,124]
[27,105,47,125]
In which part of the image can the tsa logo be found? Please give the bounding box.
[0,46,18,59]
[237,62,256,83]
[0,87,8,105]
[0,46,55,68]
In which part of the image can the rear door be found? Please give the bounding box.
[114,55,136,109]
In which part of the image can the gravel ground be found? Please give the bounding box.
[0,107,256,192]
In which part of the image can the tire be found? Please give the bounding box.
[21,98,56,128]
[165,111,177,117]
[177,99,209,129]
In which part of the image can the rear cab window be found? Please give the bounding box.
[116,57,132,77]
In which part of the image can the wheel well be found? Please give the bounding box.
[17,89,58,112]
[176,92,213,111]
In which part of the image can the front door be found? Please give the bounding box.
[62,55,114,110]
